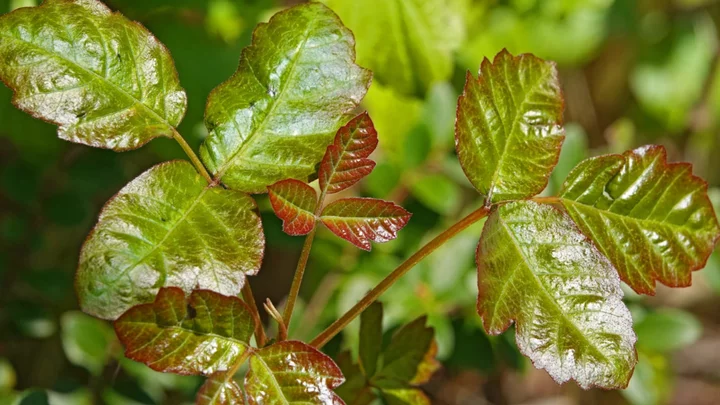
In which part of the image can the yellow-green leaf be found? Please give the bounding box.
[476,201,637,389]
[0,0,187,150]
[200,3,371,192]
[559,145,720,294]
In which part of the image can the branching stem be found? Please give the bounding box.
[242,282,266,347]
[310,205,491,348]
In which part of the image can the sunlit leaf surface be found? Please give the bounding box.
[77,161,264,319]
[196,372,244,405]
[115,288,256,375]
[560,145,720,294]
[319,112,378,195]
[245,340,344,405]
[321,198,411,251]
[323,0,464,97]
[268,179,318,236]
[476,201,636,389]
[456,50,564,203]
[0,0,187,150]
[200,2,371,192]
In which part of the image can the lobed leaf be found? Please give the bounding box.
[200,2,371,192]
[76,161,264,320]
[375,317,438,385]
[0,0,187,150]
[114,287,256,375]
[559,145,720,294]
[267,179,318,236]
[245,340,344,405]
[196,373,244,405]
[321,198,411,251]
[323,0,464,97]
[319,112,378,195]
[455,50,564,203]
[476,201,637,389]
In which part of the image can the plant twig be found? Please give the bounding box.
[241,282,266,347]
[171,128,213,184]
[281,226,317,332]
[310,205,491,348]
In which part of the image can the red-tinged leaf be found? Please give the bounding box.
[115,288,256,376]
[559,145,720,294]
[196,372,244,405]
[268,179,318,235]
[245,340,345,404]
[319,112,378,194]
[320,198,412,251]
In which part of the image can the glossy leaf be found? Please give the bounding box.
[559,145,720,294]
[245,340,344,405]
[0,0,187,150]
[375,317,438,385]
[268,179,318,236]
[476,201,637,389]
[323,0,464,97]
[358,302,383,378]
[196,372,244,405]
[455,50,564,203]
[319,112,378,195]
[320,198,412,251]
[76,161,264,320]
[200,2,371,192]
[115,287,256,375]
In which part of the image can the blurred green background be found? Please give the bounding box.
[1,0,720,404]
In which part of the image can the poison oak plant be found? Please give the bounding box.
[0,0,718,403]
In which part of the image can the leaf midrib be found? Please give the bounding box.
[496,212,608,362]
[0,32,174,131]
[211,17,317,183]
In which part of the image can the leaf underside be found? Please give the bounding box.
[319,112,378,195]
[114,287,255,375]
[455,49,564,203]
[76,161,265,320]
[0,0,187,150]
[200,2,371,192]
[476,201,637,389]
[559,145,720,294]
[268,179,318,236]
[321,198,412,251]
[323,0,464,97]
[245,340,345,405]
[197,372,244,405]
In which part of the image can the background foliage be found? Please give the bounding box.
[1,0,720,404]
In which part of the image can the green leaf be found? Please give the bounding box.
[359,302,383,378]
[334,352,374,405]
[410,174,461,215]
[196,372,244,405]
[318,112,378,195]
[114,287,256,375]
[323,0,465,97]
[320,198,412,251]
[267,179,318,236]
[60,311,116,376]
[476,201,637,389]
[559,145,720,294]
[375,317,438,385]
[455,50,565,203]
[200,2,371,192]
[382,388,430,405]
[0,0,187,150]
[244,340,344,404]
[634,309,702,353]
[76,161,265,320]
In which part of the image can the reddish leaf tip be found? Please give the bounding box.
[268,179,318,236]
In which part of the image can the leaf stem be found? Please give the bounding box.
[241,282,266,347]
[281,226,317,333]
[310,205,491,348]
[171,128,213,184]
[264,299,288,341]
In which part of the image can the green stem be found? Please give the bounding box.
[281,226,317,333]
[242,282,266,347]
[310,205,491,348]
[171,128,213,184]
